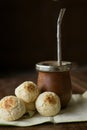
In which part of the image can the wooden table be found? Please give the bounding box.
[0,65,87,130]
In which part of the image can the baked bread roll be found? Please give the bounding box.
[0,96,26,121]
[24,102,36,117]
[15,81,39,103]
[35,92,61,116]
[24,102,35,112]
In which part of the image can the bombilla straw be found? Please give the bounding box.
[57,8,66,66]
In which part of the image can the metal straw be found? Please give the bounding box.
[57,8,66,66]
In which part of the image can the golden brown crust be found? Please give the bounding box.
[1,96,17,110]
[24,83,35,92]
[44,94,57,105]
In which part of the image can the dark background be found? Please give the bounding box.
[0,0,87,72]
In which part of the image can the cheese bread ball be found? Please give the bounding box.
[24,102,36,112]
[15,81,39,103]
[35,92,61,116]
[0,96,26,121]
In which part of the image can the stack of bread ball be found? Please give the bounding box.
[0,81,61,121]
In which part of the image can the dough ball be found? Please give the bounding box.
[35,92,61,116]
[15,81,39,103]
[0,96,26,121]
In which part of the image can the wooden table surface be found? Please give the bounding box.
[0,65,87,130]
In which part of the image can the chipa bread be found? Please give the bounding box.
[0,96,26,121]
[15,81,39,103]
[35,92,61,116]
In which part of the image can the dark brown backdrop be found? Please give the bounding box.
[0,0,87,71]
